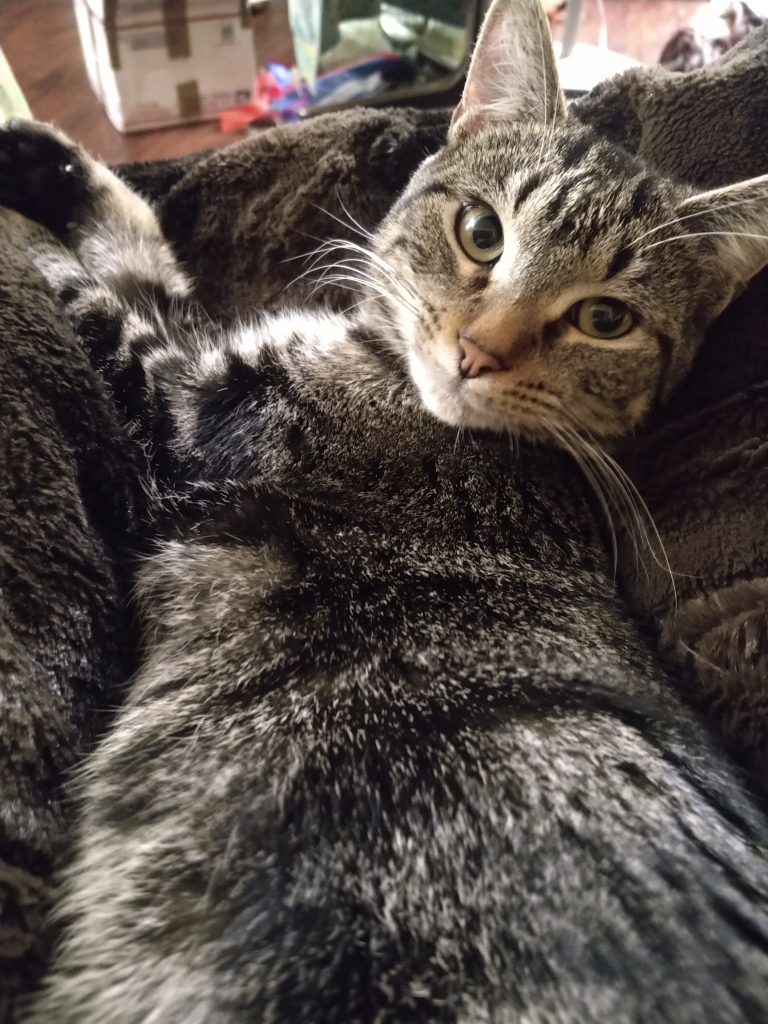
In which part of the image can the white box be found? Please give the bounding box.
[73,0,256,133]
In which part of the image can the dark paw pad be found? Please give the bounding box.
[0,120,93,240]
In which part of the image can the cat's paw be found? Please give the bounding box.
[0,119,93,240]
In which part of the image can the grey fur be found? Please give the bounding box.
[368,2,768,445]
[10,186,768,1018]
[1,131,766,1024]
[0,3,767,1020]
[116,51,768,780]
[0,207,141,1022]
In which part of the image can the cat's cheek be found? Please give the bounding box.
[406,348,460,423]
[406,348,482,429]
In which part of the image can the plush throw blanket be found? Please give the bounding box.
[1,29,766,1022]
[0,232,142,1019]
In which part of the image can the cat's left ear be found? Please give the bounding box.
[676,175,768,316]
[450,0,566,138]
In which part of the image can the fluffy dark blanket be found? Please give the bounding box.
[0,232,142,1019]
[1,29,766,1021]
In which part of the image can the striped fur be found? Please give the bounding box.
[368,1,768,443]
[1,5,768,1021]
[4,128,768,1023]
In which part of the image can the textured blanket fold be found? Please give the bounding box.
[0,230,142,1020]
[1,27,766,1023]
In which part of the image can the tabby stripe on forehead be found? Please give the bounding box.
[544,179,575,221]
[573,211,604,253]
[559,133,594,171]
[513,171,545,213]
[550,195,604,253]
[404,180,452,206]
[604,246,635,280]
[622,178,658,225]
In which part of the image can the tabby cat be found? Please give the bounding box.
[3,2,768,1022]
[367,1,768,443]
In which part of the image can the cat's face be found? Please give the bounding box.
[372,121,695,441]
[367,0,768,443]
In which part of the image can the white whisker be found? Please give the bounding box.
[547,423,619,574]
[627,195,768,249]
[543,416,686,609]
[313,202,373,241]
[638,230,768,254]
[335,190,375,239]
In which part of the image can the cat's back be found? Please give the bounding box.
[28,372,768,1024]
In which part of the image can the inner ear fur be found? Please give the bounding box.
[678,175,768,316]
[450,0,566,137]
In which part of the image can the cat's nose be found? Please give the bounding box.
[459,335,502,378]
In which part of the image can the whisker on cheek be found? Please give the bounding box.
[550,418,690,608]
[638,229,768,255]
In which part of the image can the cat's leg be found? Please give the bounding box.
[0,119,187,291]
[0,119,193,362]
[0,122,209,467]
[0,120,358,485]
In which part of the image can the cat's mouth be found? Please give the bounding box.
[406,336,647,442]
[406,346,558,439]
[459,382,563,440]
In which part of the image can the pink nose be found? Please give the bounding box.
[459,336,502,378]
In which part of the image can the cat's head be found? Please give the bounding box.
[369,0,768,442]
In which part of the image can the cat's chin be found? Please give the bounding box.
[407,349,552,440]
[407,349,501,432]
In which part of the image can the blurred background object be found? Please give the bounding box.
[0,1,749,162]
[287,0,477,111]
[549,0,642,94]
[660,0,766,71]
[71,0,257,132]
[0,44,31,121]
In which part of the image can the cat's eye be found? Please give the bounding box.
[456,205,504,263]
[569,297,635,339]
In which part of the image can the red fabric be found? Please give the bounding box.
[219,69,289,131]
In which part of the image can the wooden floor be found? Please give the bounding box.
[0,0,295,163]
[2,0,706,166]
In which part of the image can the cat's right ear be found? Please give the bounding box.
[450,0,566,138]
[675,174,768,318]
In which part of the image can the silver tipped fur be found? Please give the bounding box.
[2,4,768,1023]
[370,0,768,443]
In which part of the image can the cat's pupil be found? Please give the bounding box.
[570,298,633,340]
[591,302,624,332]
[471,215,501,250]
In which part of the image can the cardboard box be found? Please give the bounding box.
[73,0,256,132]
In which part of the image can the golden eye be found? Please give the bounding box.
[456,205,504,263]
[570,297,635,339]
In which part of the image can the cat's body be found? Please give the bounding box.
[18,324,768,1024]
[3,2,768,1021]
[3,137,768,1024]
